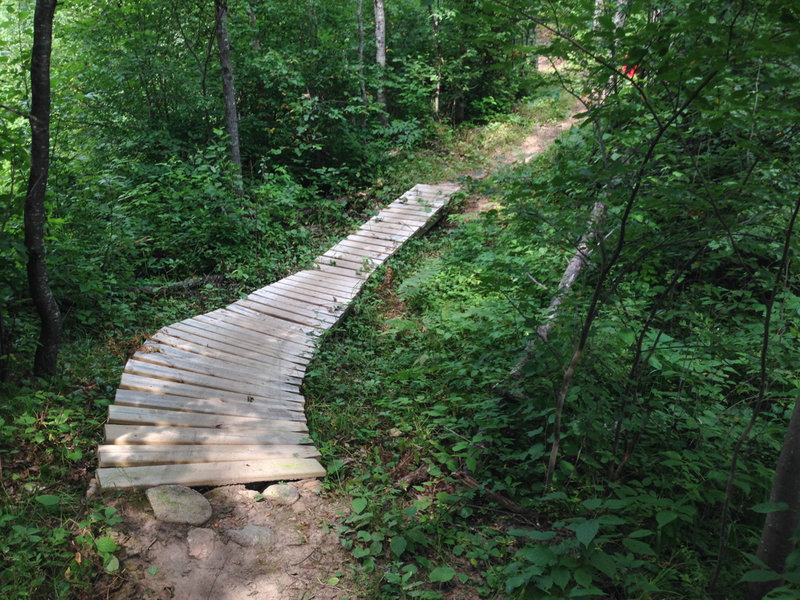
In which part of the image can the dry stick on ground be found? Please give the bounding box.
[133,274,227,297]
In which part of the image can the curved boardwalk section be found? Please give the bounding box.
[97,183,459,488]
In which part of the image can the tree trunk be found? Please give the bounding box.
[214,0,242,183]
[430,2,442,122]
[0,299,9,382]
[749,396,800,600]
[25,0,61,378]
[373,0,388,126]
[357,0,368,128]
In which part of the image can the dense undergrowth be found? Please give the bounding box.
[305,120,799,598]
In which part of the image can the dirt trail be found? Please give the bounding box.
[95,111,578,600]
[463,109,580,214]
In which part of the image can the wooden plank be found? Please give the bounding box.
[320,246,385,263]
[119,373,306,408]
[232,295,339,325]
[280,271,361,296]
[199,310,316,345]
[292,269,365,294]
[150,331,308,374]
[381,206,436,221]
[314,254,370,271]
[390,197,442,211]
[131,342,302,390]
[388,196,444,209]
[313,263,371,280]
[108,405,308,431]
[169,321,315,360]
[349,232,406,248]
[236,297,341,326]
[354,227,414,243]
[214,301,333,331]
[222,302,329,332]
[98,444,320,467]
[248,286,342,315]
[164,322,312,364]
[97,458,326,489]
[218,305,330,341]
[414,182,459,195]
[123,360,301,400]
[260,279,347,308]
[365,213,428,229]
[361,220,418,235]
[104,424,312,446]
[331,240,394,261]
[344,233,399,252]
[114,389,305,421]
[269,277,352,304]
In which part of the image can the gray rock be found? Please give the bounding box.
[187,527,216,560]
[262,484,300,505]
[226,525,275,548]
[298,479,323,495]
[146,485,212,525]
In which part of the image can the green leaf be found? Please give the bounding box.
[622,538,656,556]
[752,502,789,514]
[551,566,570,589]
[95,536,118,553]
[656,510,679,528]
[571,519,600,548]
[429,565,456,583]
[390,535,407,557]
[589,551,617,578]
[573,567,593,587]
[104,555,120,573]
[352,497,367,514]
[740,569,782,582]
[628,529,653,539]
[35,494,60,507]
[583,498,603,511]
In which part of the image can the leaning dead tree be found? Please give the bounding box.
[505,200,607,384]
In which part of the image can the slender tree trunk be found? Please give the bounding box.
[357,0,368,128]
[430,2,442,122]
[214,0,242,183]
[373,0,388,126]
[749,397,800,599]
[0,299,9,382]
[25,0,61,377]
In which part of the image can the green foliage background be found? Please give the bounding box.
[1,0,800,598]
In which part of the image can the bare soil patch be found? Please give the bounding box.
[97,481,354,600]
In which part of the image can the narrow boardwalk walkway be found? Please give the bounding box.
[97,183,459,488]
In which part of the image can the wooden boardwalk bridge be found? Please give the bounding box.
[97,183,459,488]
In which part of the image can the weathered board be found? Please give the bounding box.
[97,183,459,489]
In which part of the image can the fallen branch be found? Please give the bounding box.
[133,274,227,297]
[454,471,537,520]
